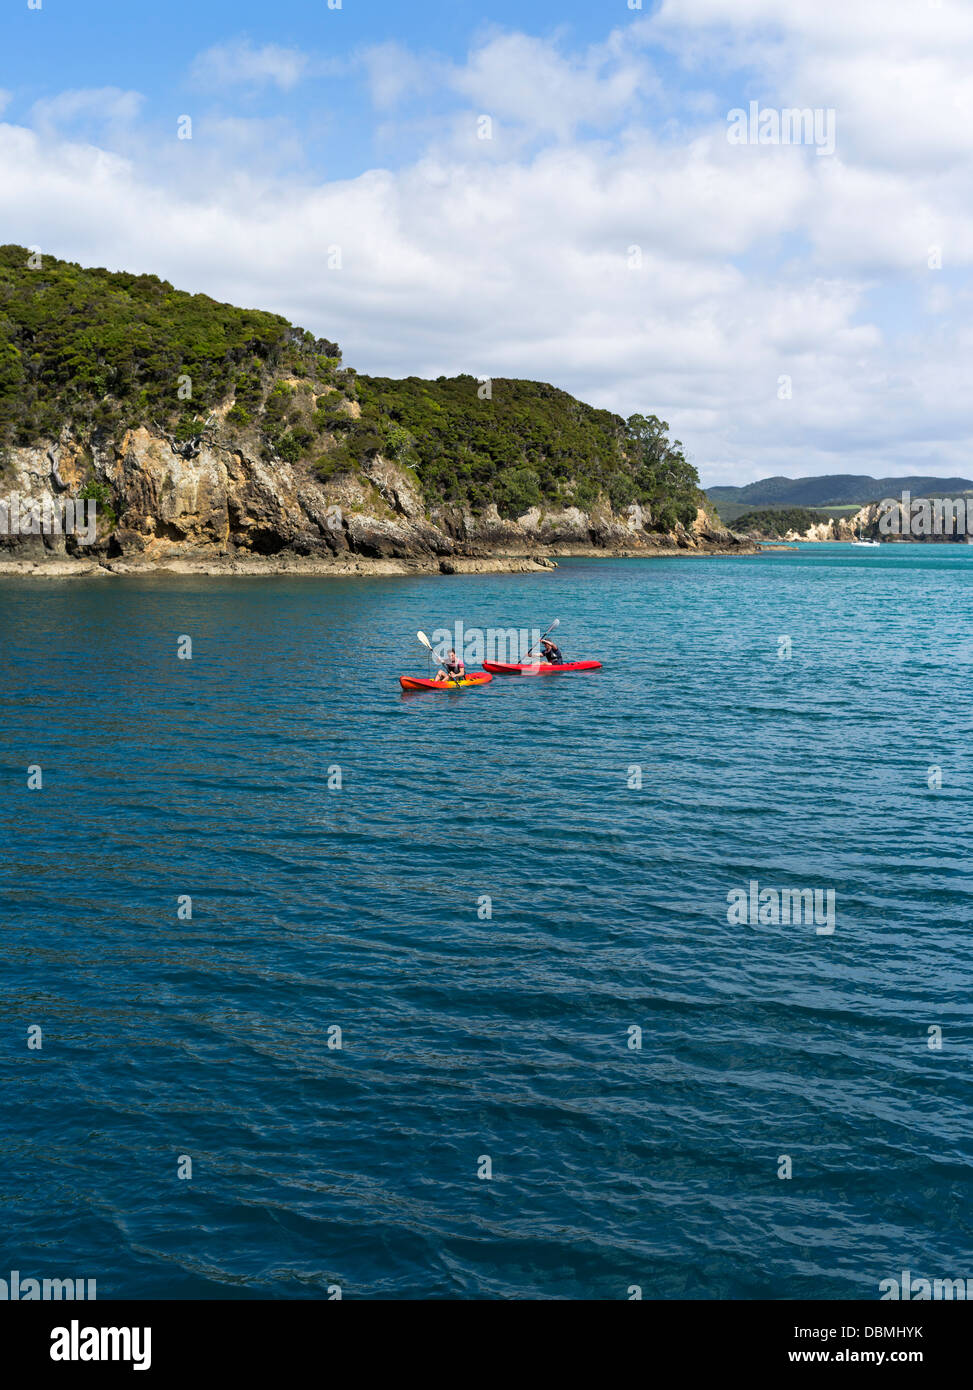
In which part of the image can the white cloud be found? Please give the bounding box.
[190,39,310,92]
[655,0,973,175]
[446,31,655,141]
[29,87,144,135]
[655,0,973,49]
[360,42,438,111]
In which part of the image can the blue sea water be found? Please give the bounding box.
[1,545,971,1300]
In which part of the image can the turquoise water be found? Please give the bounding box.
[1,545,971,1299]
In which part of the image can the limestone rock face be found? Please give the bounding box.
[0,426,747,564]
[778,504,881,543]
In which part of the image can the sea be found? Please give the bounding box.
[1,544,971,1299]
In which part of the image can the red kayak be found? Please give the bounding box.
[399,671,493,691]
[482,660,602,675]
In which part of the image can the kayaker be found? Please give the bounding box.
[436,648,466,682]
[540,638,563,664]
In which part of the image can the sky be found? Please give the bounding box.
[2,0,972,486]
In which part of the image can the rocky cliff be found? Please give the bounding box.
[770,500,972,543]
[736,504,877,543]
[785,508,871,542]
[0,424,748,575]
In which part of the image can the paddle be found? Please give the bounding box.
[417,630,464,688]
[523,618,560,664]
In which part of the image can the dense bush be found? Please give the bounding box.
[0,244,339,445]
[733,507,819,536]
[356,376,702,523]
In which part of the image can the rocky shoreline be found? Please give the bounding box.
[0,542,753,580]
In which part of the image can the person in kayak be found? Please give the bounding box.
[436,648,466,682]
[540,637,563,664]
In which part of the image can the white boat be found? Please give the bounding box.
[852,523,879,547]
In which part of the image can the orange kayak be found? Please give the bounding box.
[399,672,493,691]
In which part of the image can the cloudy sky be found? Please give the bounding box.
[2,0,972,486]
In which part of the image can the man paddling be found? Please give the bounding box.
[540,637,563,664]
[436,648,466,682]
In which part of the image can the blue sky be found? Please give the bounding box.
[3,0,685,179]
[2,0,972,485]
[3,1,645,85]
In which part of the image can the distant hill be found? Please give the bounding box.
[707,474,973,511]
